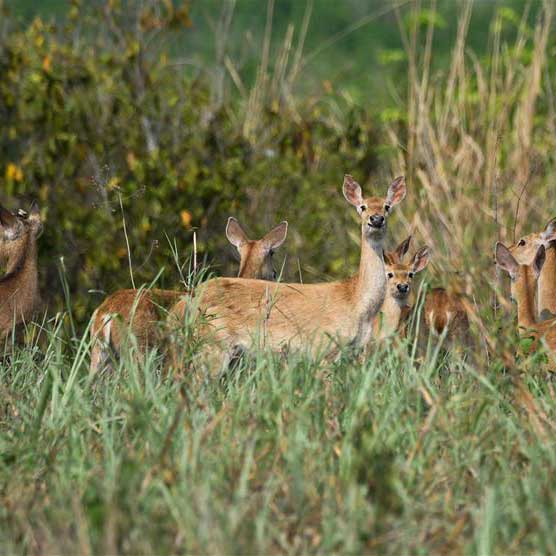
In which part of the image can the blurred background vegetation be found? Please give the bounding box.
[0,0,554,332]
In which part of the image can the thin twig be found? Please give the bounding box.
[119,192,135,289]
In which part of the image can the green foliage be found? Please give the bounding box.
[2,327,556,553]
[0,4,381,326]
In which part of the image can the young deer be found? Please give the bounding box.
[0,202,42,343]
[167,175,407,371]
[373,236,430,340]
[508,217,556,320]
[89,217,288,373]
[495,242,556,356]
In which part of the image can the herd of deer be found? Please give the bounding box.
[1,175,556,372]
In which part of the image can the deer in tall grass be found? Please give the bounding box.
[89,218,288,373]
[0,202,42,343]
[373,235,430,340]
[508,217,556,321]
[167,175,407,371]
[422,287,472,347]
[495,241,556,358]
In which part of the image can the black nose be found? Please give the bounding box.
[369,214,385,227]
[397,283,409,293]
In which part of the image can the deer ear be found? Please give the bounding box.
[385,176,406,207]
[533,244,546,278]
[495,242,519,279]
[226,217,249,248]
[411,246,430,273]
[383,249,396,265]
[541,217,556,242]
[28,201,43,238]
[262,221,288,251]
[0,205,16,228]
[343,175,364,210]
[395,235,412,261]
[28,201,40,218]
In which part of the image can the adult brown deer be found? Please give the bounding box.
[89,217,288,373]
[0,202,42,343]
[168,175,407,372]
[508,217,556,320]
[495,242,556,359]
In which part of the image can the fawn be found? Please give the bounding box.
[508,217,556,321]
[167,175,407,371]
[373,235,430,340]
[0,202,42,343]
[89,217,288,373]
[495,241,556,357]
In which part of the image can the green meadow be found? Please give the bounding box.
[2,1,556,553]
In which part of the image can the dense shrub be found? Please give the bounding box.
[0,3,382,326]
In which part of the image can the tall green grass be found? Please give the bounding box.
[3,1,556,554]
[2,313,556,554]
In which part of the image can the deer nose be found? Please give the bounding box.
[369,214,385,228]
[397,283,409,294]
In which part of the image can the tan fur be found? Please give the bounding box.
[0,203,42,343]
[373,237,430,340]
[423,288,471,344]
[508,217,556,320]
[168,175,407,372]
[90,217,288,373]
[496,242,556,359]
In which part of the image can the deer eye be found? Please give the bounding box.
[387,272,394,279]
[359,205,367,212]
[518,239,526,247]
[408,272,415,279]
[384,204,391,212]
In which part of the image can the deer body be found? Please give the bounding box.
[423,288,470,341]
[509,217,556,320]
[496,242,556,357]
[90,288,181,372]
[193,239,385,355]
[0,203,42,343]
[90,218,288,373]
[537,244,556,320]
[168,176,407,369]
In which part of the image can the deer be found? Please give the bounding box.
[508,217,556,321]
[495,241,556,358]
[0,202,42,344]
[373,235,430,340]
[89,217,288,373]
[422,287,472,348]
[167,174,407,372]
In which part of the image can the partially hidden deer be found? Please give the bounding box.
[495,241,556,358]
[167,175,407,372]
[508,217,556,321]
[0,202,42,344]
[422,287,472,347]
[373,235,430,340]
[89,217,288,373]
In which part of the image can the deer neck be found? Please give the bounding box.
[515,268,537,329]
[376,294,405,339]
[354,235,386,320]
[1,234,39,300]
[538,243,556,318]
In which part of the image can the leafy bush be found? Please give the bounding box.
[0,2,382,326]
